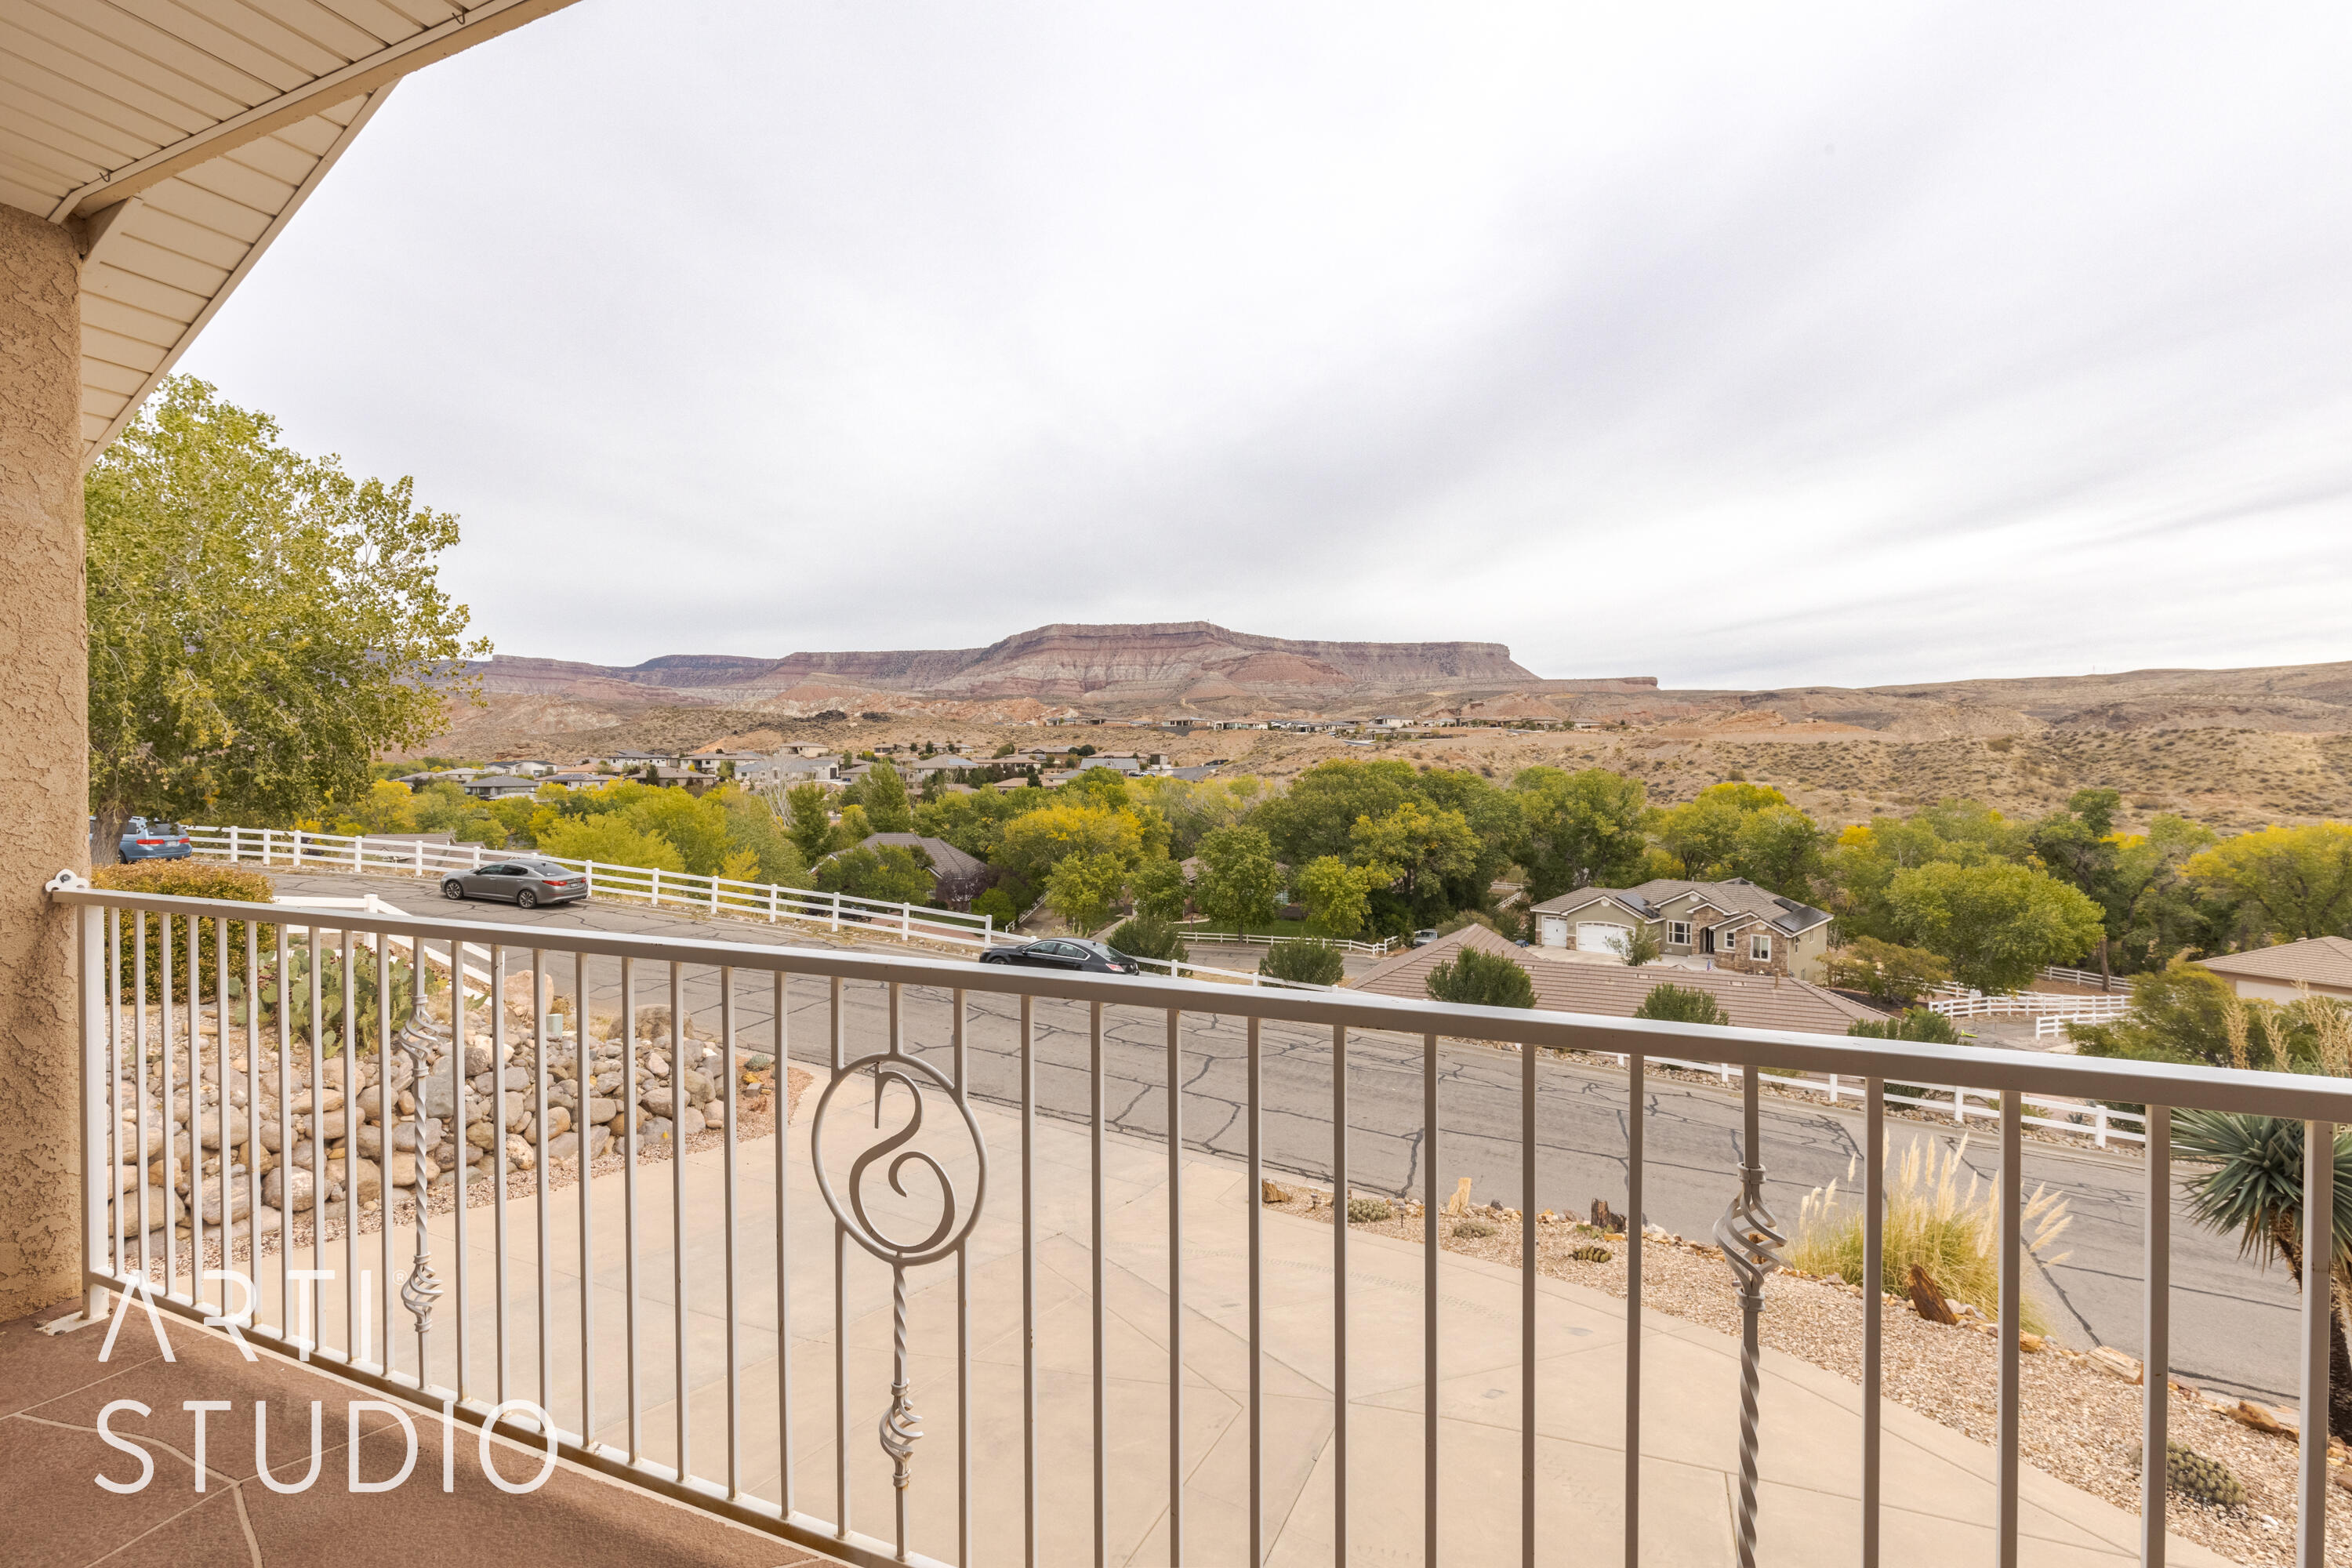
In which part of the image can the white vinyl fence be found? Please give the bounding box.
[191,824,996,948]
[1926,989,2133,1024]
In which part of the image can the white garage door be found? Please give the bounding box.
[1540,916,1567,947]
[1577,922,1629,954]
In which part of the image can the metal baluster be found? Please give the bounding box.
[1247,1015,1263,1568]
[1425,1032,1439,1568]
[1334,1023,1350,1568]
[1092,999,1109,1568]
[1167,1007,1184,1568]
[623,955,641,1461]
[579,950,597,1451]
[135,913,150,1284]
[452,935,470,1397]
[723,966,741,1500]
[2299,1120,2332,1568]
[1863,1079,1884,1568]
[106,913,122,1289]
[775,967,793,1518]
[275,924,291,1337]
[162,915,176,1297]
[401,946,442,1388]
[1714,1064,1784,1568]
[377,927,394,1379]
[1626,1052,1646,1568]
[187,918,205,1314]
[1998,1090,2021,1567]
[216,916,233,1314]
[1519,1035,1534,1568]
[492,946,512,1401]
[957,989,974,1568]
[1022,993,1038,1568]
[309,925,324,1297]
[671,960,691,1483]
[2142,1105,2170,1568]
[832,975,848,1541]
[343,930,358,1360]
[534,949,553,1428]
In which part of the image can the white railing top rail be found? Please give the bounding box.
[53,875,2352,1123]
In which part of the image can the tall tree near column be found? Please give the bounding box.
[85,377,485,845]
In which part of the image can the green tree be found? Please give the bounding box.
[1253,759,1423,866]
[996,803,1146,884]
[1194,824,1283,930]
[1260,940,1346,985]
[1297,855,1387,939]
[827,804,873,856]
[1130,858,1190,922]
[1425,946,1536,1009]
[1632,983,1728,1026]
[1885,861,2105,993]
[1045,851,1128,933]
[785,785,835,866]
[861,760,915,833]
[1617,925,1663,966]
[1348,801,1477,914]
[1512,766,1650,902]
[1819,938,1953,1006]
[1107,913,1187,964]
[1730,804,1825,900]
[534,814,687,873]
[2105,815,2223,971]
[85,376,485,841]
[2185,824,2352,942]
[816,844,934,905]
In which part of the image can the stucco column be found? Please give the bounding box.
[0,203,88,1319]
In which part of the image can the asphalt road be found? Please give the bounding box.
[268,869,2305,1403]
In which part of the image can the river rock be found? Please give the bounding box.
[265,1167,316,1213]
[199,1183,251,1225]
[539,1105,572,1140]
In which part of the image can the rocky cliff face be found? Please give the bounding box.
[468,622,1581,714]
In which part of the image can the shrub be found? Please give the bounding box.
[1848,1007,1963,1044]
[1452,1219,1497,1240]
[1109,913,1188,964]
[1426,946,1536,1008]
[1820,937,1953,1005]
[93,861,274,1003]
[1261,939,1346,986]
[1632,983,1728,1026]
[1788,1136,2071,1332]
[971,885,1021,929]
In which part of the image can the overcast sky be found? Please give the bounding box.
[180,2,2352,690]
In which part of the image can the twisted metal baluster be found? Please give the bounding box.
[403,1026,442,1375]
[1713,1064,1784,1568]
[879,1262,923,1559]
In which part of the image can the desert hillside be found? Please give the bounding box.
[416,644,2352,834]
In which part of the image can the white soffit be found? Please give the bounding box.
[0,0,580,464]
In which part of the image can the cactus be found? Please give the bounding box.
[1347,1196,1392,1224]
[1452,1219,1497,1240]
[1570,1245,1613,1263]
[2151,1442,2246,1508]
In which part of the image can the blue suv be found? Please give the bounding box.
[118,818,192,863]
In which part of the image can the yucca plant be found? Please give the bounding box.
[2173,1112,2352,1441]
[1788,1134,2071,1334]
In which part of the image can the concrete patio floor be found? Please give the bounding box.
[79,1076,2229,1566]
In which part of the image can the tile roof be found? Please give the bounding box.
[2198,936,2352,990]
[1352,926,1882,1035]
[1530,877,1830,935]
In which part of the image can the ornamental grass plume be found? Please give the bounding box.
[1788,1135,2072,1334]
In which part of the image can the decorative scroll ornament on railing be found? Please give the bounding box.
[401,1031,443,1348]
[810,1047,988,1555]
[1714,1065,1785,1568]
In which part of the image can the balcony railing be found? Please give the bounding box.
[48,874,2352,1567]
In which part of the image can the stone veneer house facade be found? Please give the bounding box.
[1529,877,1834,982]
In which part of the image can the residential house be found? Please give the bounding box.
[461,773,542,800]
[818,833,995,909]
[1356,926,1882,1035]
[1526,877,1833,982]
[2197,937,2352,1004]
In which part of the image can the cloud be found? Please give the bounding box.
[180,1,2352,687]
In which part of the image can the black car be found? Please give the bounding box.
[979,938,1141,975]
[441,857,588,909]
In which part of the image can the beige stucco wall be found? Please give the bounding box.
[2226,976,2352,1005]
[0,204,87,1319]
